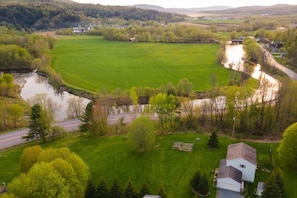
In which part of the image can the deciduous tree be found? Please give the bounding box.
[127,116,155,152]
[278,122,297,170]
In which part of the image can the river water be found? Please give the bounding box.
[14,72,90,121]
[191,44,280,108]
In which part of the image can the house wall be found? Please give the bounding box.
[217,178,241,192]
[226,158,256,182]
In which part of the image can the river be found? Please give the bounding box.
[191,44,280,108]
[13,44,280,121]
[14,72,90,121]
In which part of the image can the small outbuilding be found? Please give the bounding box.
[217,159,244,193]
[255,182,265,197]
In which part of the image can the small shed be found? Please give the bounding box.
[217,159,243,192]
[255,182,265,197]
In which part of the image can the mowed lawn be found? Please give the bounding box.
[51,36,231,92]
[0,132,284,198]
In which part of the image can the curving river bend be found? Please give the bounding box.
[14,44,280,121]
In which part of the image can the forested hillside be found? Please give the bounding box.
[0,0,184,30]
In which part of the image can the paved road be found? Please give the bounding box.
[260,46,297,80]
[0,113,139,151]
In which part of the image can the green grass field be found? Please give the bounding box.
[0,132,287,198]
[51,36,231,92]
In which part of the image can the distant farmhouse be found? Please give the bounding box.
[215,142,257,193]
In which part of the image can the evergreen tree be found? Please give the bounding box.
[262,171,284,198]
[96,178,109,198]
[207,131,219,149]
[124,181,138,198]
[80,101,94,132]
[190,171,201,193]
[198,173,210,196]
[24,103,50,143]
[158,186,167,198]
[139,182,150,197]
[109,179,123,198]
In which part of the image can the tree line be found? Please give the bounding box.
[0,28,54,72]
[85,178,167,198]
[88,24,219,43]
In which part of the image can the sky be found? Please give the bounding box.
[73,0,297,8]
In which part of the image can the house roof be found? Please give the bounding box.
[217,159,242,183]
[226,142,257,165]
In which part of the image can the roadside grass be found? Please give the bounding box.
[51,36,231,93]
[0,132,283,198]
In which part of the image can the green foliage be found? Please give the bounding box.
[9,146,89,198]
[109,179,123,198]
[0,98,27,131]
[9,162,70,198]
[48,126,67,142]
[176,78,193,97]
[0,33,53,72]
[198,174,210,196]
[158,186,167,198]
[190,171,209,196]
[89,100,109,136]
[190,171,201,193]
[0,73,18,97]
[95,178,109,198]
[243,38,262,63]
[262,170,285,198]
[85,179,96,198]
[0,1,183,30]
[0,45,32,70]
[79,101,93,132]
[139,182,150,197]
[127,116,155,152]
[278,122,297,170]
[149,93,178,130]
[24,104,50,143]
[124,181,138,198]
[19,145,43,173]
[207,131,219,149]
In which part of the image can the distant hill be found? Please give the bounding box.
[208,4,297,15]
[133,4,231,13]
[0,0,184,30]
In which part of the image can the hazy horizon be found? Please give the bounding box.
[73,0,297,8]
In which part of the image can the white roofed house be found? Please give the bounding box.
[226,142,257,182]
[216,142,257,193]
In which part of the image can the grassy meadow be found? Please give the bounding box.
[0,132,285,198]
[51,36,231,92]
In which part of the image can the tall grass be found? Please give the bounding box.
[51,36,231,92]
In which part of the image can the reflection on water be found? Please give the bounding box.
[191,44,280,108]
[224,45,280,101]
[14,72,90,121]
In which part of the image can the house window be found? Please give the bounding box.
[240,164,246,168]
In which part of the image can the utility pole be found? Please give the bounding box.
[232,116,236,137]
